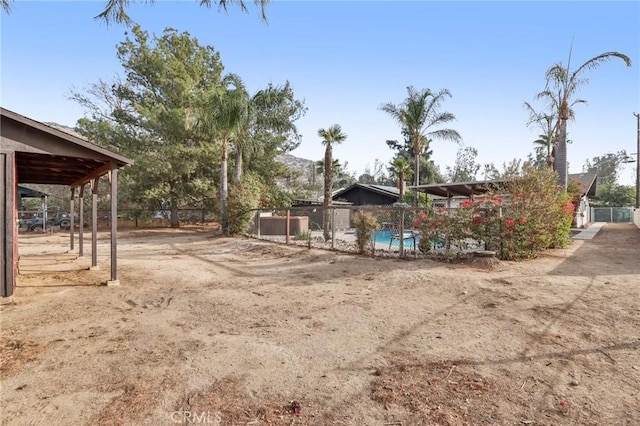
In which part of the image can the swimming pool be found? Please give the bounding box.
[372,229,420,249]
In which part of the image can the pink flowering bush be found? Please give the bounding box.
[414,165,574,260]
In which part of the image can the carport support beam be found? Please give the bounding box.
[1,152,16,298]
[91,179,98,269]
[42,195,47,232]
[78,185,84,257]
[69,188,75,251]
[107,165,119,286]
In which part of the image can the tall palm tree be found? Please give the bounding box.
[233,82,304,183]
[380,86,461,206]
[315,159,342,180]
[318,124,347,241]
[197,74,249,234]
[389,157,413,199]
[539,49,631,189]
[533,133,555,168]
[523,102,558,168]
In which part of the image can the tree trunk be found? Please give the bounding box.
[220,138,229,234]
[413,146,420,207]
[555,119,568,190]
[323,145,332,241]
[233,145,243,184]
[170,197,179,228]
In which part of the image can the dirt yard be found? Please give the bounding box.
[1,224,639,425]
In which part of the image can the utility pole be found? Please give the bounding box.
[635,113,640,209]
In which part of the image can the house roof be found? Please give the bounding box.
[2,107,134,186]
[568,173,597,197]
[332,183,400,200]
[18,185,48,198]
[411,179,509,198]
[292,199,353,206]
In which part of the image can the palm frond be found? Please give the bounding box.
[427,128,461,143]
[318,124,347,147]
[571,52,632,79]
[96,0,270,25]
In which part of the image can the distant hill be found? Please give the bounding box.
[276,153,316,181]
[43,122,86,140]
[275,153,323,198]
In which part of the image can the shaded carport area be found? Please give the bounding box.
[18,185,49,231]
[411,179,509,205]
[1,107,133,297]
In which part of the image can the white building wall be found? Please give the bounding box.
[574,195,590,228]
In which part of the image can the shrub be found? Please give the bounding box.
[353,211,379,254]
[293,230,311,241]
[502,164,574,258]
[226,173,263,235]
[414,165,574,260]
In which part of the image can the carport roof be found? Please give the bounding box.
[412,173,598,199]
[2,107,133,187]
[411,179,509,198]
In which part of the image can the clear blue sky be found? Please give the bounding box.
[2,1,639,184]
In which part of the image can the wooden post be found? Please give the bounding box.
[331,207,336,250]
[78,185,84,257]
[91,178,98,269]
[108,165,119,285]
[69,188,75,251]
[1,152,16,297]
[399,208,405,257]
[42,195,47,232]
[286,209,290,244]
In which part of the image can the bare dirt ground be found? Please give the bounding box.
[1,223,639,425]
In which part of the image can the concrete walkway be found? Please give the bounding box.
[572,222,606,240]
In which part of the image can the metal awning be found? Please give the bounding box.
[411,179,509,198]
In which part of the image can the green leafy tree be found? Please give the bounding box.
[358,159,391,185]
[380,86,461,205]
[73,26,226,228]
[595,183,635,207]
[445,146,480,183]
[233,82,306,184]
[583,151,631,185]
[388,157,413,198]
[481,163,501,180]
[196,74,249,234]
[318,124,347,241]
[536,48,631,189]
[315,158,355,190]
[385,136,443,184]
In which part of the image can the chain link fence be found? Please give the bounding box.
[18,208,215,232]
[245,205,490,259]
[591,207,633,223]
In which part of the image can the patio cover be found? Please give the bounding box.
[413,174,597,199]
[1,107,134,297]
[411,179,510,198]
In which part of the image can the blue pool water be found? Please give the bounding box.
[372,230,420,248]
